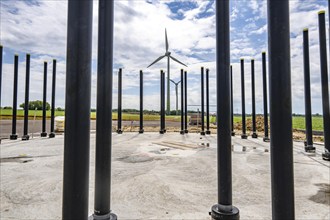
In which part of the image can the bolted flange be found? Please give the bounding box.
[210,204,239,220]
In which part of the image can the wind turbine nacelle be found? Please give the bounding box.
[165,51,171,56]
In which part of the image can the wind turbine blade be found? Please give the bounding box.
[147,55,166,68]
[165,28,169,52]
[169,55,187,67]
[169,79,176,84]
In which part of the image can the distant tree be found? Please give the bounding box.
[19,100,50,110]
[56,107,65,111]
[3,106,12,109]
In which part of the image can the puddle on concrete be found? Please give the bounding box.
[117,154,154,163]
[309,183,330,205]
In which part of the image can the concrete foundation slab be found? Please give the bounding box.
[0,133,329,219]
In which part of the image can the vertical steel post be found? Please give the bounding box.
[268,1,295,219]
[262,52,270,142]
[10,55,19,140]
[0,45,3,108]
[303,29,315,152]
[163,70,166,132]
[22,54,31,140]
[231,65,235,136]
[92,0,117,218]
[240,59,247,139]
[117,68,122,134]
[160,70,165,134]
[206,68,211,135]
[41,61,48,137]
[49,59,56,138]
[211,0,239,219]
[139,70,144,134]
[180,69,185,134]
[201,67,205,135]
[62,0,93,219]
[184,71,188,133]
[251,59,258,138]
[318,11,330,160]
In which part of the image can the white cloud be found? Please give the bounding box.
[1,0,329,116]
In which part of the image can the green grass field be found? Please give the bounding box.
[0,109,181,122]
[0,109,323,131]
[210,115,323,131]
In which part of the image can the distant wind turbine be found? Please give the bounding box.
[169,79,181,115]
[147,28,187,115]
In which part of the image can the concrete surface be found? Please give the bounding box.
[0,133,329,220]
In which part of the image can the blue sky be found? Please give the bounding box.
[0,0,329,114]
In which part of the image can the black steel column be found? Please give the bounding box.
[211,0,239,219]
[268,1,295,219]
[251,59,258,138]
[240,59,247,139]
[22,54,31,140]
[262,52,270,142]
[163,70,166,132]
[10,55,19,140]
[206,68,211,135]
[0,45,3,108]
[180,69,185,134]
[62,0,93,219]
[201,67,205,135]
[117,68,122,134]
[303,29,315,152]
[41,62,48,137]
[92,0,117,218]
[139,70,144,134]
[184,71,188,133]
[49,59,56,138]
[318,11,330,161]
[231,65,235,136]
[160,70,165,134]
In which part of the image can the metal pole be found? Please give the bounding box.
[117,68,122,134]
[49,59,56,138]
[318,11,330,161]
[139,70,144,134]
[240,59,247,139]
[62,0,93,219]
[251,59,258,138]
[92,0,117,218]
[41,61,48,137]
[22,54,31,140]
[163,70,166,132]
[10,55,19,140]
[160,70,165,134]
[262,52,270,142]
[231,65,235,136]
[201,67,205,135]
[268,1,295,219]
[302,29,315,152]
[0,45,3,108]
[180,69,184,134]
[211,0,239,219]
[206,68,211,135]
[184,71,188,133]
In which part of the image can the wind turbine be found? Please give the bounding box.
[147,28,187,115]
[169,79,181,115]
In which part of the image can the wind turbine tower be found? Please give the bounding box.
[169,79,181,115]
[147,28,187,115]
